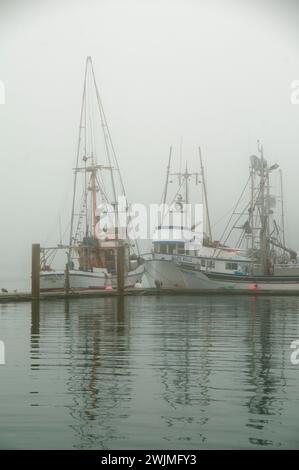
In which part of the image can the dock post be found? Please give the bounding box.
[117,244,125,293]
[31,244,40,299]
[65,263,70,295]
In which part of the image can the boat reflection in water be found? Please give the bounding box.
[14,296,298,449]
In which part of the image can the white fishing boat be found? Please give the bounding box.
[144,143,299,291]
[40,57,144,291]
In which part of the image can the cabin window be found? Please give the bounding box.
[225,262,238,271]
[201,259,206,267]
[177,243,185,254]
[207,260,215,268]
[168,244,175,254]
[160,244,167,254]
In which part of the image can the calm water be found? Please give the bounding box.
[0,295,299,449]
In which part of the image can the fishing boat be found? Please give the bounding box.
[40,57,144,291]
[144,143,299,291]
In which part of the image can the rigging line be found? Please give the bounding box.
[97,167,110,201]
[98,102,126,196]
[236,228,245,249]
[69,57,89,257]
[89,59,126,198]
[43,170,74,246]
[221,199,252,248]
[60,219,71,244]
[95,173,109,203]
[211,182,261,229]
[73,190,87,246]
[220,180,263,253]
[159,177,186,224]
[89,60,118,204]
[179,137,183,182]
[88,76,96,161]
[212,175,250,257]
[125,205,141,257]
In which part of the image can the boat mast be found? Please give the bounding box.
[83,71,88,238]
[250,158,255,271]
[162,146,172,218]
[68,58,89,264]
[91,164,97,238]
[258,141,270,275]
[89,58,120,241]
[198,146,212,241]
[179,138,183,186]
[168,163,200,232]
[280,169,286,247]
[185,162,189,204]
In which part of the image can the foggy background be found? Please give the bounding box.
[1,0,299,288]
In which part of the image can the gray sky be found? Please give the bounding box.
[1,0,299,281]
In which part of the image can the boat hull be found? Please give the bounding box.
[180,268,299,291]
[40,265,144,292]
[145,258,299,291]
[145,258,189,288]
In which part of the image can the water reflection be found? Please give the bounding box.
[156,300,213,445]
[25,295,299,449]
[30,300,40,371]
[245,297,288,447]
[65,297,131,449]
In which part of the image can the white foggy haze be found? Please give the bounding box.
[1,0,299,287]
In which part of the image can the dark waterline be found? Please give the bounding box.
[0,295,298,449]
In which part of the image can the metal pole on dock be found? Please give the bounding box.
[117,244,125,293]
[31,244,40,299]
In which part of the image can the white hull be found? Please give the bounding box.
[40,265,144,292]
[145,259,187,288]
[180,269,299,291]
[145,258,299,292]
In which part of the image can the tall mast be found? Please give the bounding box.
[68,58,89,263]
[91,163,97,238]
[258,141,269,275]
[179,138,183,186]
[250,159,255,271]
[162,146,172,218]
[280,169,286,247]
[198,146,212,241]
[185,162,189,204]
[89,57,120,240]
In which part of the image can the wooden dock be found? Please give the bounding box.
[1,287,299,304]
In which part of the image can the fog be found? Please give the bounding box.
[1,0,299,285]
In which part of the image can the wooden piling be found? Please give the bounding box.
[65,263,70,294]
[31,300,40,338]
[31,244,40,298]
[117,244,125,293]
